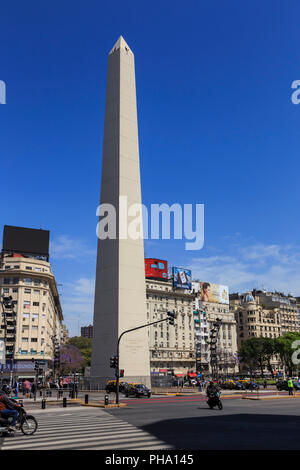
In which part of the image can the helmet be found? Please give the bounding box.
[2,384,11,394]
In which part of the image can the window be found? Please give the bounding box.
[23,301,30,309]
[32,326,38,330]
[26,266,32,270]
[34,280,40,286]
[3,278,10,285]
[32,314,38,319]
[12,278,19,284]
[35,268,41,272]
[24,289,31,294]
[31,338,38,342]
[3,288,9,294]
[34,290,40,295]
[12,288,18,293]
[5,265,11,270]
[24,278,31,285]
[33,302,39,307]
[23,313,29,320]
[13,265,20,269]
[22,337,29,342]
[21,350,28,355]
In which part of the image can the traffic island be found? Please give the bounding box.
[79,401,127,408]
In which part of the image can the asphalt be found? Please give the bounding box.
[104,395,300,450]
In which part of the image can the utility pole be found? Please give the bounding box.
[110,311,176,405]
[209,317,222,380]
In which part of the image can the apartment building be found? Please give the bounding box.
[230,290,300,374]
[192,281,238,376]
[0,226,65,380]
[146,278,196,377]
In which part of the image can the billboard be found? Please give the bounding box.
[3,226,49,258]
[200,282,229,304]
[145,259,168,280]
[173,267,192,290]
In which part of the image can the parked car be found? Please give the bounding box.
[276,380,300,391]
[105,380,128,393]
[124,383,151,398]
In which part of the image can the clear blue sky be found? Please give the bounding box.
[1,0,299,335]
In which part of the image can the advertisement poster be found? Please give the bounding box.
[145,259,168,280]
[200,282,229,304]
[173,267,192,290]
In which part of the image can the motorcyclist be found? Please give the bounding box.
[0,384,21,431]
[206,381,219,398]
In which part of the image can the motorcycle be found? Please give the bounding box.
[207,391,223,410]
[0,401,38,436]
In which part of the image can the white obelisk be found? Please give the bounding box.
[91,37,150,387]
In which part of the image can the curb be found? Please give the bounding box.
[79,401,127,408]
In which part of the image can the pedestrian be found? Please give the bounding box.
[31,381,36,397]
[23,379,31,398]
[288,377,294,396]
[263,379,267,389]
[198,381,202,392]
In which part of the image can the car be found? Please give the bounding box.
[105,380,128,393]
[124,383,151,398]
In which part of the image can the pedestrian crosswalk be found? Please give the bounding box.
[0,407,173,450]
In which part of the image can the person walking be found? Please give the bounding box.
[23,379,31,398]
[288,378,294,396]
[263,379,267,389]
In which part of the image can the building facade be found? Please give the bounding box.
[146,279,196,378]
[192,281,238,376]
[81,325,93,339]
[0,253,64,379]
[230,290,300,374]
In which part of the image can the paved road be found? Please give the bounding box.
[105,395,300,450]
[0,407,173,450]
[1,396,300,450]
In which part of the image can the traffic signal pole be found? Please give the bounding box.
[115,312,176,405]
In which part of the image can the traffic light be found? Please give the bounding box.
[120,369,124,378]
[110,355,118,368]
[167,311,176,326]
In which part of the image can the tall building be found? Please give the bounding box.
[192,281,238,376]
[91,37,150,386]
[81,325,93,339]
[230,290,300,374]
[0,226,64,380]
[146,278,196,378]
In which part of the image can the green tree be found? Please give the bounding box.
[239,337,268,377]
[275,332,300,377]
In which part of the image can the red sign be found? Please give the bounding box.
[145,259,168,280]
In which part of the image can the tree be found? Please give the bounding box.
[239,337,268,377]
[58,343,85,375]
[275,332,300,377]
[67,336,92,367]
